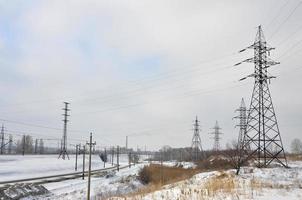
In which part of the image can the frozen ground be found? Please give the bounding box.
[2,157,302,200]
[151,160,196,169]
[109,161,302,200]
[33,163,146,200]
[0,154,131,181]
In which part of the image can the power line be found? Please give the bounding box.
[0,118,85,133]
[265,0,292,30]
[277,23,302,46]
[0,53,237,109]
[72,80,244,115]
[278,37,302,59]
[269,1,302,39]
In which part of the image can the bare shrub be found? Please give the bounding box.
[138,164,199,186]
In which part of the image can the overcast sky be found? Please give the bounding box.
[0,0,301,151]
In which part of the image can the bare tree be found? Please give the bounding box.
[16,135,34,154]
[291,138,302,154]
[39,139,44,154]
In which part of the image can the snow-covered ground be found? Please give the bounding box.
[151,160,196,169]
[0,154,131,181]
[2,156,302,200]
[37,163,146,200]
[109,161,302,200]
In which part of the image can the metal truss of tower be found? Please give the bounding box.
[234,98,247,149]
[209,121,223,151]
[191,116,203,161]
[237,26,288,168]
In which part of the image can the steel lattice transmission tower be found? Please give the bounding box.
[209,121,223,151]
[233,98,247,148]
[58,102,70,160]
[191,116,203,160]
[236,26,287,168]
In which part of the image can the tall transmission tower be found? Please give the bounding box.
[59,102,70,160]
[236,26,287,168]
[209,121,223,151]
[233,98,247,148]
[191,116,203,160]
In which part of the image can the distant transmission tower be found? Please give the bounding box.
[58,102,70,160]
[209,121,223,151]
[233,98,247,148]
[236,26,287,168]
[191,116,203,160]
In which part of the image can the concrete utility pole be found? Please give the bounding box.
[75,144,79,171]
[126,136,128,150]
[117,146,120,171]
[160,151,163,185]
[111,147,114,166]
[128,151,131,168]
[58,102,70,160]
[82,145,86,180]
[86,133,96,200]
[8,135,12,154]
[103,148,106,168]
[0,125,4,154]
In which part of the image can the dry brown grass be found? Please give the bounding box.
[287,154,302,161]
[113,164,201,199]
[138,164,200,185]
[203,172,236,196]
[196,156,234,171]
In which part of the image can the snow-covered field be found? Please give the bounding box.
[1,156,302,200]
[0,154,131,181]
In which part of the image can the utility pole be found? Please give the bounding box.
[0,125,4,154]
[8,135,12,154]
[111,147,114,166]
[82,145,86,180]
[103,147,107,168]
[209,121,223,151]
[22,135,25,156]
[160,151,163,185]
[75,144,79,171]
[236,25,287,170]
[126,136,128,150]
[59,102,70,160]
[117,146,120,171]
[86,133,96,200]
[191,116,203,161]
[128,151,131,168]
[180,150,183,162]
